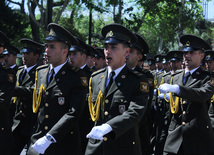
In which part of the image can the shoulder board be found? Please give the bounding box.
[18,66,24,70]
[172,69,183,76]
[130,70,143,77]
[141,68,150,73]
[36,64,49,70]
[162,72,171,77]
[91,68,106,77]
[67,65,80,72]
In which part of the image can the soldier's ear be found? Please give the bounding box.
[124,47,130,57]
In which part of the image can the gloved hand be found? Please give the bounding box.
[154,89,157,96]
[159,83,180,94]
[86,123,112,140]
[158,93,164,99]
[32,136,52,154]
[165,93,170,101]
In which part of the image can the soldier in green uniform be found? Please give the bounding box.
[68,37,96,154]
[159,35,214,155]
[94,47,106,70]
[12,38,44,155]
[126,33,154,155]
[27,23,88,155]
[148,58,156,71]
[205,50,214,132]
[0,31,16,155]
[85,23,149,155]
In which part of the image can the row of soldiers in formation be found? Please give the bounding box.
[0,22,214,155]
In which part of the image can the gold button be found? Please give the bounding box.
[120,99,124,102]
[105,99,109,104]
[207,126,209,128]
[45,115,49,119]
[2,128,4,130]
[71,131,73,134]
[133,142,135,145]
[59,92,63,95]
[20,102,23,105]
[46,92,49,95]
[20,110,22,113]
[182,101,186,104]
[45,126,48,130]
[104,111,108,116]
[183,111,186,115]
[45,103,49,107]
[182,122,186,125]
[103,137,107,141]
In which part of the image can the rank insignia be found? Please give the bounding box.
[210,77,214,86]
[119,105,126,114]
[8,74,14,83]
[100,75,104,79]
[58,97,65,105]
[140,82,149,93]
[148,78,153,86]
[121,75,126,79]
[81,77,88,87]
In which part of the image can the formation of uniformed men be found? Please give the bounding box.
[1,22,214,155]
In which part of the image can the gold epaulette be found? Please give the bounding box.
[91,68,106,77]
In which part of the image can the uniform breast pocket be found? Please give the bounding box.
[113,96,128,114]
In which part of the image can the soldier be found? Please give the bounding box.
[0,31,16,155]
[68,37,95,80]
[126,33,154,155]
[86,47,96,70]
[162,55,171,73]
[12,38,44,155]
[3,45,20,123]
[0,31,10,65]
[205,50,214,132]
[85,23,149,155]
[94,47,106,70]
[155,51,183,155]
[27,23,88,155]
[148,58,156,71]
[68,37,95,154]
[159,34,214,155]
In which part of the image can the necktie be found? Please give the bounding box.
[20,69,26,83]
[183,72,191,85]
[48,69,55,84]
[106,71,115,93]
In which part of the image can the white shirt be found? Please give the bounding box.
[49,61,67,79]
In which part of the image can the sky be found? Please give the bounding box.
[207,0,214,19]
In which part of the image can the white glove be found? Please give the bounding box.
[159,83,180,94]
[154,89,157,96]
[86,123,112,140]
[32,136,52,154]
[165,93,170,101]
[158,93,164,99]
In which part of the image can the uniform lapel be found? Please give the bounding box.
[185,67,201,87]
[22,65,37,85]
[40,67,49,89]
[98,69,107,95]
[173,70,184,86]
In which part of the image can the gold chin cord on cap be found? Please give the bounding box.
[88,77,104,122]
[33,70,46,113]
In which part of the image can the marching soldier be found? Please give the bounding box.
[0,31,16,155]
[159,34,214,155]
[68,37,96,154]
[127,33,154,155]
[12,38,44,155]
[148,58,156,71]
[27,23,88,155]
[85,23,149,155]
[94,47,106,70]
[205,50,214,132]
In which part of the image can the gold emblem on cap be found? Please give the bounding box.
[156,57,159,61]
[163,58,166,61]
[49,28,56,36]
[24,43,27,47]
[186,41,190,46]
[174,54,177,57]
[109,31,113,36]
[207,54,211,58]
